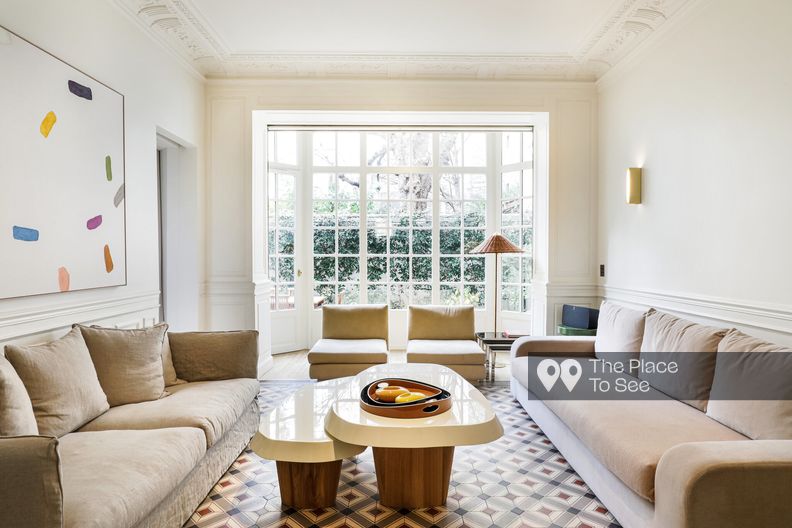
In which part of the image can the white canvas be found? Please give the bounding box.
[0,26,126,299]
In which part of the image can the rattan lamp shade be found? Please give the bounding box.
[470,233,523,255]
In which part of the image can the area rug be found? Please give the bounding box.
[184,381,621,528]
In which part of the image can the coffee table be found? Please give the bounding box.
[250,377,366,509]
[325,364,504,508]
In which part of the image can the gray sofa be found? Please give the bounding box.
[0,328,260,528]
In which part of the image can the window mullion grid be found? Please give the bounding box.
[359,132,368,304]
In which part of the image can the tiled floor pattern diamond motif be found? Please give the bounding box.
[185,381,621,528]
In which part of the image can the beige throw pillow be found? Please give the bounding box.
[161,334,185,386]
[4,327,109,436]
[0,355,39,436]
[168,330,258,382]
[77,324,168,406]
[594,302,651,367]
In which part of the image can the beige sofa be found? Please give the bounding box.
[511,302,792,528]
[0,327,260,528]
[308,304,389,380]
[406,305,486,381]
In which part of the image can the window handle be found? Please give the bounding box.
[297,269,303,277]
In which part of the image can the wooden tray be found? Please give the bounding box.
[360,378,452,419]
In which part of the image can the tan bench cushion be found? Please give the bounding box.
[543,394,747,501]
[322,305,388,341]
[60,428,205,528]
[408,305,475,340]
[307,339,388,364]
[406,340,485,365]
[79,379,259,448]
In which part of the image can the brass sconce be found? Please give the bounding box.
[626,168,642,204]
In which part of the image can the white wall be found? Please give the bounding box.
[598,0,792,344]
[0,0,204,345]
[206,79,600,357]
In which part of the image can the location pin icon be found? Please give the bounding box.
[537,359,561,392]
[560,359,582,391]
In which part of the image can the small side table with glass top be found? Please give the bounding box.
[476,332,527,382]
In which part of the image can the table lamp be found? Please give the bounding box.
[469,232,523,335]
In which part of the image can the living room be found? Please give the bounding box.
[1,1,790,527]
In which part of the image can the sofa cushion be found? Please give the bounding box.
[168,331,259,382]
[161,334,185,386]
[594,302,649,365]
[307,339,388,364]
[77,324,168,406]
[639,311,727,411]
[543,394,748,501]
[0,355,38,436]
[406,340,485,365]
[408,305,475,340]
[60,428,205,528]
[0,436,62,528]
[4,327,109,436]
[78,378,259,448]
[322,304,389,341]
[706,330,792,439]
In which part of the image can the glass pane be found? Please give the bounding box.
[389,257,409,282]
[439,174,462,200]
[366,201,388,228]
[366,173,389,200]
[276,131,297,165]
[267,230,275,255]
[368,257,387,281]
[412,284,432,304]
[313,257,335,282]
[278,284,296,309]
[502,285,520,311]
[268,199,276,225]
[338,283,360,304]
[366,133,388,166]
[367,229,388,254]
[522,198,533,226]
[337,201,360,227]
[277,202,295,228]
[463,201,486,228]
[313,173,335,199]
[338,257,360,281]
[278,230,294,255]
[439,132,461,166]
[439,201,462,227]
[501,199,521,227]
[338,229,360,254]
[390,229,409,254]
[314,284,335,307]
[522,131,534,163]
[522,227,532,250]
[278,257,294,282]
[464,256,485,283]
[312,200,335,227]
[440,284,461,304]
[390,284,408,309]
[337,132,360,166]
[503,227,520,246]
[502,131,521,165]
[277,173,295,201]
[390,202,410,227]
[389,175,406,201]
[522,169,533,197]
[502,171,521,199]
[411,201,432,228]
[313,229,335,255]
[522,256,533,283]
[464,173,486,200]
[268,256,276,281]
[521,285,531,312]
[411,133,432,166]
[464,284,485,308]
[412,229,432,254]
[439,256,461,282]
[463,133,487,166]
[313,131,335,166]
[502,255,520,283]
[368,284,387,304]
[464,229,485,253]
[411,257,432,282]
[337,174,360,200]
[440,229,461,254]
[388,132,409,166]
[406,173,432,200]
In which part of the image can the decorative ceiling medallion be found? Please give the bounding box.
[115,0,692,80]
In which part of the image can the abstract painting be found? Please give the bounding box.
[0,25,126,299]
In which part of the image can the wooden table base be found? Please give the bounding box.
[275,460,342,509]
[372,446,455,509]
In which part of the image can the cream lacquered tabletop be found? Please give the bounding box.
[324,364,504,449]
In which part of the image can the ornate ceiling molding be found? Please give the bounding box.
[115,0,692,81]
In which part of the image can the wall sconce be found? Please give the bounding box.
[626,168,642,204]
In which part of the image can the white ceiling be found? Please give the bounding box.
[118,0,692,80]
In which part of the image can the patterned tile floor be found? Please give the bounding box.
[185,381,621,528]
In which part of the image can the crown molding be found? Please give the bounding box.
[115,0,695,81]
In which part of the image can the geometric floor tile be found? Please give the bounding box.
[184,381,621,528]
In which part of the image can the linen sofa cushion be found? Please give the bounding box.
[638,311,727,411]
[408,305,475,340]
[406,340,485,365]
[79,378,259,448]
[307,339,388,364]
[4,327,109,436]
[543,394,748,501]
[168,330,259,382]
[321,304,389,342]
[77,324,168,407]
[594,302,649,365]
[0,435,62,528]
[59,428,205,528]
[706,330,792,439]
[0,355,38,436]
[161,334,185,386]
